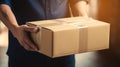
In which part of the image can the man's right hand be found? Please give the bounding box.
[12,25,39,51]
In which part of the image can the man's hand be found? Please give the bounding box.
[12,25,39,51]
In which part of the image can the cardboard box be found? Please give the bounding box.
[26,17,110,58]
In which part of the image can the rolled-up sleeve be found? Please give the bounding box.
[0,0,11,6]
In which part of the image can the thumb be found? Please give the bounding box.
[22,25,39,33]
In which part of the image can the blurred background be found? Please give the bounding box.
[0,20,8,67]
[1,0,120,67]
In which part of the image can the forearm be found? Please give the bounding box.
[69,0,89,17]
[0,4,19,33]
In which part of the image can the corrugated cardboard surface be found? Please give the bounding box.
[27,17,110,58]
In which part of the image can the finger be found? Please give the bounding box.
[19,34,36,51]
[22,25,39,33]
[20,40,31,50]
[24,41,36,51]
[24,38,39,51]
[21,39,36,51]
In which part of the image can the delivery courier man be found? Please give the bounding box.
[0,0,89,67]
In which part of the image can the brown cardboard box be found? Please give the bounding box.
[26,17,110,58]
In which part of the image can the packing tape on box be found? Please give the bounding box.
[65,21,88,52]
[78,25,88,52]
